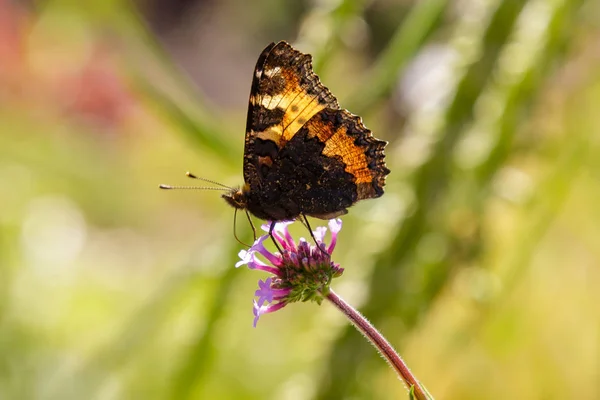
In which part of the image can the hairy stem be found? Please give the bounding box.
[326,289,431,400]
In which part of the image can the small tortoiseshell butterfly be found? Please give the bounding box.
[162,41,390,245]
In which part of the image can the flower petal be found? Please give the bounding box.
[327,219,343,254]
[251,235,282,266]
[328,218,342,234]
[252,299,286,327]
[253,300,267,327]
[274,220,296,250]
[313,226,327,244]
[235,249,252,268]
[255,277,274,305]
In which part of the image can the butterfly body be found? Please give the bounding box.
[223,41,390,224]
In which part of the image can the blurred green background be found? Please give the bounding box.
[1,0,599,399]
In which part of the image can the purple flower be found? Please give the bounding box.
[237,219,345,326]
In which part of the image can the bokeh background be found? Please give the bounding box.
[1,0,599,398]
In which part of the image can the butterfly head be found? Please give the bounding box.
[222,184,250,210]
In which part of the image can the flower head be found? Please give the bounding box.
[237,219,344,326]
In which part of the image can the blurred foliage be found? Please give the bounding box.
[0,0,599,399]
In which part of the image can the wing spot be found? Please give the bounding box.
[258,156,273,167]
[263,66,281,78]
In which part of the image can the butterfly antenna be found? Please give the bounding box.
[233,208,253,247]
[159,185,229,190]
[186,172,233,190]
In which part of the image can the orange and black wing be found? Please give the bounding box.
[300,108,389,204]
[243,41,339,188]
[241,41,389,222]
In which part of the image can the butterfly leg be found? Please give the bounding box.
[301,214,328,256]
[268,221,285,255]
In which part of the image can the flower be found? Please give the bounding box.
[236,219,345,326]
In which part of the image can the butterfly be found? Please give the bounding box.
[163,41,390,249]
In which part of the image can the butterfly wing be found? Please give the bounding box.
[241,41,389,222]
[243,106,389,221]
[277,108,389,220]
[301,108,389,202]
[243,41,339,188]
